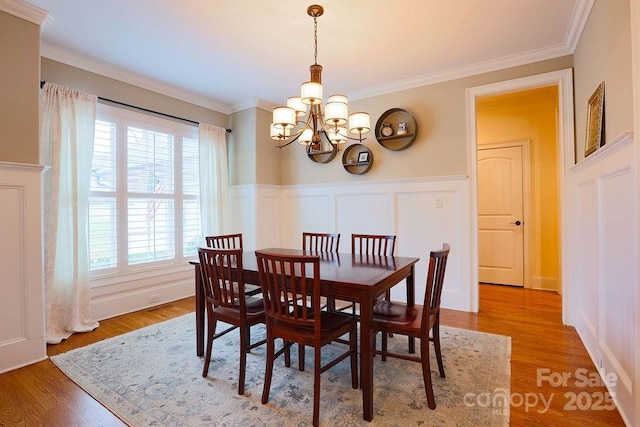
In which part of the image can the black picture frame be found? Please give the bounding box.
[358,151,370,163]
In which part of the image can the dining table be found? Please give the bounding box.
[191,248,419,422]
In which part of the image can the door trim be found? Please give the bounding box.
[466,68,575,325]
[478,140,531,288]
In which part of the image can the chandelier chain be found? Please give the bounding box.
[313,16,318,65]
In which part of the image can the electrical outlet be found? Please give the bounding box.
[435,197,443,208]
[149,294,160,304]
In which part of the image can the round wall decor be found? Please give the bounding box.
[374,108,418,151]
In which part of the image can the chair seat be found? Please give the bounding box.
[373,301,424,333]
[211,295,265,320]
[270,310,356,345]
[230,281,261,296]
[372,300,407,317]
[245,283,261,296]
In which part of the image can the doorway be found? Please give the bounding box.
[466,69,575,323]
[476,87,560,291]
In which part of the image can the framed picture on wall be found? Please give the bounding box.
[584,81,605,157]
[358,151,370,163]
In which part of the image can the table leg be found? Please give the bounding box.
[194,263,204,357]
[359,292,374,421]
[407,264,415,354]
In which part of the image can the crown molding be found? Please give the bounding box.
[254,99,278,113]
[41,44,233,115]
[565,0,596,52]
[349,43,572,102]
[0,0,48,25]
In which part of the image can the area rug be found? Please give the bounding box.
[51,313,510,426]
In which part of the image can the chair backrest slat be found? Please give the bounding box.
[351,234,396,256]
[302,232,340,252]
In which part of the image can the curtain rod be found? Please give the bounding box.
[40,80,231,133]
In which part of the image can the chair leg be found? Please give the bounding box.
[325,297,336,311]
[202,316,216,377]
[421,337,436,409]
[262,337,275,404]
[299,344,305,371]
[246,326,252,352]
[238,326,248,395]
[381,329,388,362]
[384,291,393,339]
[313,346,321,427]
[350,325,358,389]
[284,339,291,368]
[433,322,445,378]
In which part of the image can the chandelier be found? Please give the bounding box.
[270,4,371,153]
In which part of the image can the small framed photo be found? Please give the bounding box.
[358,151,370,163]
[584,82,605,157]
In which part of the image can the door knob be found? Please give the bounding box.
[510,220,522,226]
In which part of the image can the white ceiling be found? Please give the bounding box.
[25,0,591,113]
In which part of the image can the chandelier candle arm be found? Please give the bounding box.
[270,4,370,150]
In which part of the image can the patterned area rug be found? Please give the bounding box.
[51,313,510,426]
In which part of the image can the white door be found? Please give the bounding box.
[478,145,524,286]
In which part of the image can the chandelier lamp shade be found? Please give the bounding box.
[270,4,371,151]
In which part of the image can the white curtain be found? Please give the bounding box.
[198,123,230,237]
[40,82,99,344]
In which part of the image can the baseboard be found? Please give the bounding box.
[91,280,194,321]
[530,275,559,291]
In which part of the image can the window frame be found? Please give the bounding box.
[89,103,200,287]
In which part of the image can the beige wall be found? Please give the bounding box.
[574,0,634,161]
[228,108,257,185]
[276,56,573,185]
[477,87,560,289]
[0,11,40,164]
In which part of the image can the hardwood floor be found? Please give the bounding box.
[0,285,626,426]
[441,284,625,426]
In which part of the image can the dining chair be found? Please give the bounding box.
[198,247,266,395]
[255,250,358,427]
[302,232,348,311]
[371,243,450,409]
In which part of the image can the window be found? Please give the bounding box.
[89,104,200,278]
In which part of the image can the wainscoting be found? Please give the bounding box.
[569,132,636,425]
[231,174,473,312]
[0,162,46,374]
